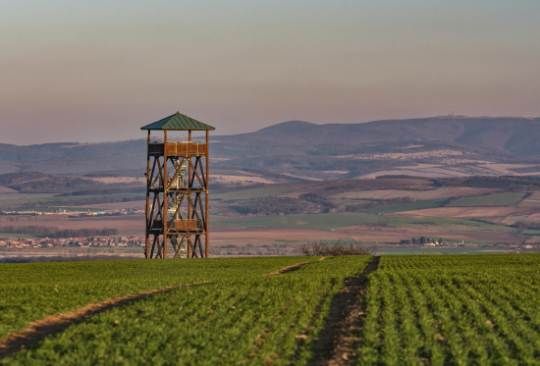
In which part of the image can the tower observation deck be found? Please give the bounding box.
[141,112,215,258]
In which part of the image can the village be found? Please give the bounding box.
[0,209,142,218]
[0,235,144,250]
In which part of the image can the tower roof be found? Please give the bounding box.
[141,112,216,131]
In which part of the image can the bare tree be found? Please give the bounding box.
[300,239,373,256]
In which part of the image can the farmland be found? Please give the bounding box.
[1,254,540,364]
[357,254,540,365]
[0,256,372,365]
[3,174,540,257]
[364,198,450,214]
[449,192,526,207]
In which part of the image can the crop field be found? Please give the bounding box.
[213,186,296,201]
[331,187,495,201]
[0,256,372,365]
[216,212,381,230]
[449,192,526,207]
[217,212,516,233]
[1,254,540,364]
[365,199,450,214]
[357,254,540,365]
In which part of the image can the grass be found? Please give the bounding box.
[213,186,295,201]
[522,229,540,236]
[449,192,526,207]
[365,198,450,214]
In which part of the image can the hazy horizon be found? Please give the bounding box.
[2,0,540,144]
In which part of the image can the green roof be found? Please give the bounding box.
[141,112,216,131]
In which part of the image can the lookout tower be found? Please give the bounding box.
[141,112,215,258]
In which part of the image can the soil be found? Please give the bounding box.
[310,256,380,366]
[0,282,211,360]
[264,260,322,276]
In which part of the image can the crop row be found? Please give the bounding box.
[357,254,540,365]
[1,256,372,365]
[0,257,316,338]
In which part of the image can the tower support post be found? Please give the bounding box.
[205,130,209,258]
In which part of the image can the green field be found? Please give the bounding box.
[0,233,46,238]
[2,254,540,364]
[213,186,295,201]
[386,216,516,231]
[217,212,515,232]
[358,254,540,365]
[365,198,451,214]
[0,192,144,209]
[217,212,380,229]
[0,256,371,365]
[377,247,509,255]
[449,192,526,207]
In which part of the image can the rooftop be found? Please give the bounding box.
[141,112,216,131]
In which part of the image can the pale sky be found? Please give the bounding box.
[1,0,540,144]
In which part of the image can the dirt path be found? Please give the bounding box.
[0,260,322,359]
[0,282,210,360]
[265,259,323,276]
[310,256,380,366]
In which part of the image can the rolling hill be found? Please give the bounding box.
[2,116,540,179]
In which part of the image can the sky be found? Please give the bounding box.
[1,0,540,144]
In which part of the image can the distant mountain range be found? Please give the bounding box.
[2,116,540,179]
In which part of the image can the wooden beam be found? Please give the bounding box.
[163,130,168,259]
[145,130,151,259]
[188,130,192,237]
[205,130,209,258]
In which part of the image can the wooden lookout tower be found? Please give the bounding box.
[141,112,215,258]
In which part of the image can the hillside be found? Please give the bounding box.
[2,116,540,179]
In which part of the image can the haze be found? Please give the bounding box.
[1,0,540,144]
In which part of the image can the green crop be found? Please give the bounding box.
[0,257,315,339]
[0,256,372,365]
[357,254,540,365]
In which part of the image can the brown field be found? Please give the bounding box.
[351,149,464,160]
[359,169,470,179]
[1,216,145,236]
[87,177,145,184]
[392,207,518,218]
[322,170,349,174]
[478,163,538,175]
[281,177,434,199]
[210,175,277,184]
[500,212,540,226]
[332,187,496,201]
[211,226,347,246]
[72,200,146,210]
[335,225,522,244]
[358,163,540,179]
[0,186,18,194]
